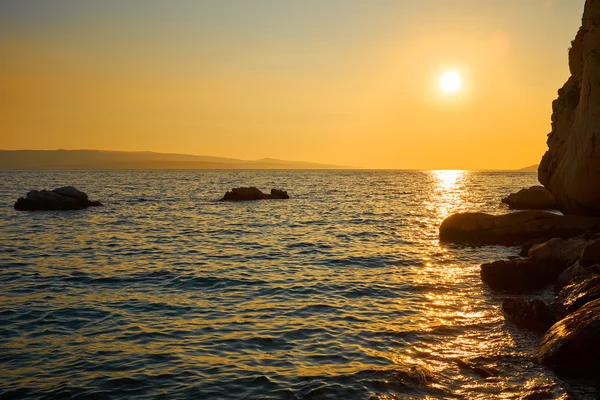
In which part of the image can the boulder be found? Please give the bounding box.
[220,187,289,201]
[538,0,600,216]
[528,237,591,265]
[439,211,600,245]
[14,187,102,211]
[502,298,556,332]
[537,297,600,378]
[480,259,563,292]
[501,186,558,210]
[557,272,600,313]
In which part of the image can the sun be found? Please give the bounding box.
[439,71,462,94]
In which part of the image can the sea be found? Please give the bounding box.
[1,170,599,400]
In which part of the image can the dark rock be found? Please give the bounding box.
[480,259,563,292]
[580,239,600,266]
[557,272,600,313]
[521,392,554,400]
[14,187,102,211]
[537,298,600,378]
[501,298,556,332]
[520,238,549,257]
[528,237,591,265]
[501,186,558,210]
[439,211,600,245]
[220,187,289,201]
[555,261,587,292]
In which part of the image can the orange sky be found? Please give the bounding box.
[0,0,585,169]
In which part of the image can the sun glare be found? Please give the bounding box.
[439,71,462,94]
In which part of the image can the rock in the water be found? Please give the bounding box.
[502,298,556,332]
[528,237,591,265]
[480,259,563,292]
[14,187,102,211]
[501,186,558,210]
[455,357,499,378]
[537,297,600,377]
[538,0,600,216]
[439,211,600,245]
[557,272,600,313]
[220,187,289,201]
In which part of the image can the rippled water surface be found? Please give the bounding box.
[1,170,599,399]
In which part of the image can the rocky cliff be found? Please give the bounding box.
[539,0,600,215]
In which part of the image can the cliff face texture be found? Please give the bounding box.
[539,0,600,216]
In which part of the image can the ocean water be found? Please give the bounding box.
[1,170,598,400]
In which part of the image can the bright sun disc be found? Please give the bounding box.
[439,71,462,94]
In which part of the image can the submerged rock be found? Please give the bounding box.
[14,186,103,211]
[455,357,499,378]
[439,211,600,245]
[538,297,600,378]
[220,187,289,201]
[502,298,556,333]
[501,186,558,210]
[538,0,600,216]
[480,259,563,291]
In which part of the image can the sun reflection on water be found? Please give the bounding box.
[428,170,468,222]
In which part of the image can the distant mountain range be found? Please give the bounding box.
[518,164,539,172]
[0,150,347,170]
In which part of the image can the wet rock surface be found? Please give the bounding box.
[557,272,600,313]
[538,298,600,378]
[14,186,103,211]
[220,187,289,201]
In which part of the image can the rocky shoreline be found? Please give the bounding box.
[439,0,600,378]
[440,198,600,379]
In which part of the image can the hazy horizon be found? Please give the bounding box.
[0,149,541,171]
[0,0,585,169]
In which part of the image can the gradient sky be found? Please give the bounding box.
[0,0,585,169]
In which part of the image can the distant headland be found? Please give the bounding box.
[0,150,347,170]
[518,164,539,172]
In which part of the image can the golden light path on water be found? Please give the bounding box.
[388,170,560,399]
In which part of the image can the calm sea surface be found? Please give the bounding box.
[1,170,598,399]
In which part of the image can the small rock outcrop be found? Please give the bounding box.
[220,187,289,202]
[14,187,103,211]
[538,297,600,378]
[439,211,600,245]
[502,298,556,333]
[538,0,600,216]
[501,186,558,210]
[480,259,563,291]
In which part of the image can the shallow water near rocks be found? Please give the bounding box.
[1,170,598,399]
